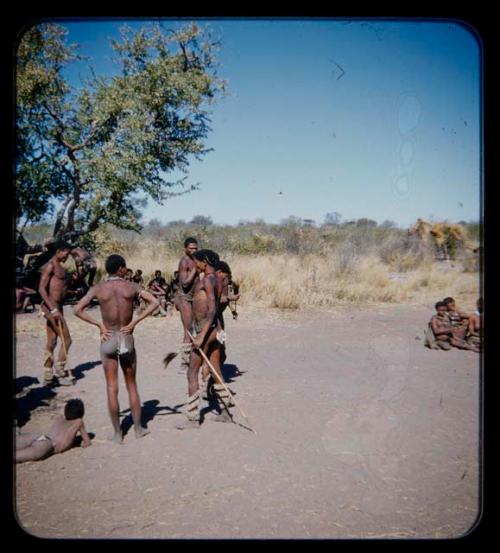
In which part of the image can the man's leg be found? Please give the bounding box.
[208,338,233,422]
[43,320,58,385]
[177,298,193,371]
[102,356,123,443]
[120,350,149,439]
[176,348,203,429]
[54,315,74,385]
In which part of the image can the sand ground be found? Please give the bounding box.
[14,304,481,539]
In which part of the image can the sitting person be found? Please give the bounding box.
[467,297,483,353]
[65,271,89,305]
[15,276,38,313]
[147,270,168,316]
[429,301,474,351]
[132,269,144,286]
[443,297,470,328]
[15,399,91,463]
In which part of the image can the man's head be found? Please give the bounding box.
[435,301,447,316]
[215,260,232,278]
[135,269,142,276]
[64,398,85,420]
[105,254,127,276]
[155,270,162,278]
[184,237,199,257]
[443,297,456,311]
[193,249,220,272]
[54,241,71,262]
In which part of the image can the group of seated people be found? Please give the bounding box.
[427,296,483,353]
[124,268,178,317]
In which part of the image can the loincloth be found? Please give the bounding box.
[176,289,194,304]
[193,317,218,335]
[100,331,135,359]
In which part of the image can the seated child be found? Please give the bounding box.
[429,301,453,350]
[15,398,91,463]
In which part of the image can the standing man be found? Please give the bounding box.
[178,249,232,429]
[70,246,97,287]
[73,254,159,443]
[174,237,199,371]
[38,241,74,386]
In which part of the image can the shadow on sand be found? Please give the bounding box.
[72,360,101,381]
[120,399,186,437]
[15,386,58,427]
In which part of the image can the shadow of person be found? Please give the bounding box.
[221,363,245,383]
[15,386,57,427]
[72,360,101,381]
[119,399,186,437]
[15,376,40,396]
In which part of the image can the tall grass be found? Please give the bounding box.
[23,221,480,309]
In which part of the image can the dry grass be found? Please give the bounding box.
[119,244,479,311]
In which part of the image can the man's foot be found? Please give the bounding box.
[108,432,123,444]
[43,369,55,386]
[210,411,233,423]
[175,419,200,430]
[134,427,150,439]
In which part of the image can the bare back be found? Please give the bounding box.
[94,279,140,330]
[46,415,83,454]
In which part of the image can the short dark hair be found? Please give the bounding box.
[54,240,71,252]
[184,237,198,248]
[442,297,455,305]
[215,260,232,277]
[193,249,220,267]
[435,301,447,310]
[155,270,161,275]
[105,254,126,275]
[64,398,85,420]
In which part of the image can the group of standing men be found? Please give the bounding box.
[34,236,240,442]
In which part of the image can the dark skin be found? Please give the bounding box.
[187,260,223,401]
[467,300,483,353]
[201,268,232,382]
[148,272,168,313]
[174,242,199,344]
[431,305,473,350]
[38,248,72,368]
[73,265,159,443]
[70,246,96,287]
[16,414,91,463]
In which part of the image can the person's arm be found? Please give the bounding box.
[73,287,113,342]
[431,317,451,336]
[79,420,91,448]
[179,258,197,290]
[192,277,217,349]
[120,288,159,334]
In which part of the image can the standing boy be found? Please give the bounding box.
[73,255,159,443]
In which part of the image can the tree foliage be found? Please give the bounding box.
[16,22,226,241]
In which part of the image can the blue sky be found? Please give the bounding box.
[58,18,481,228]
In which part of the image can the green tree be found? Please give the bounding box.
[16,22,225,241]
